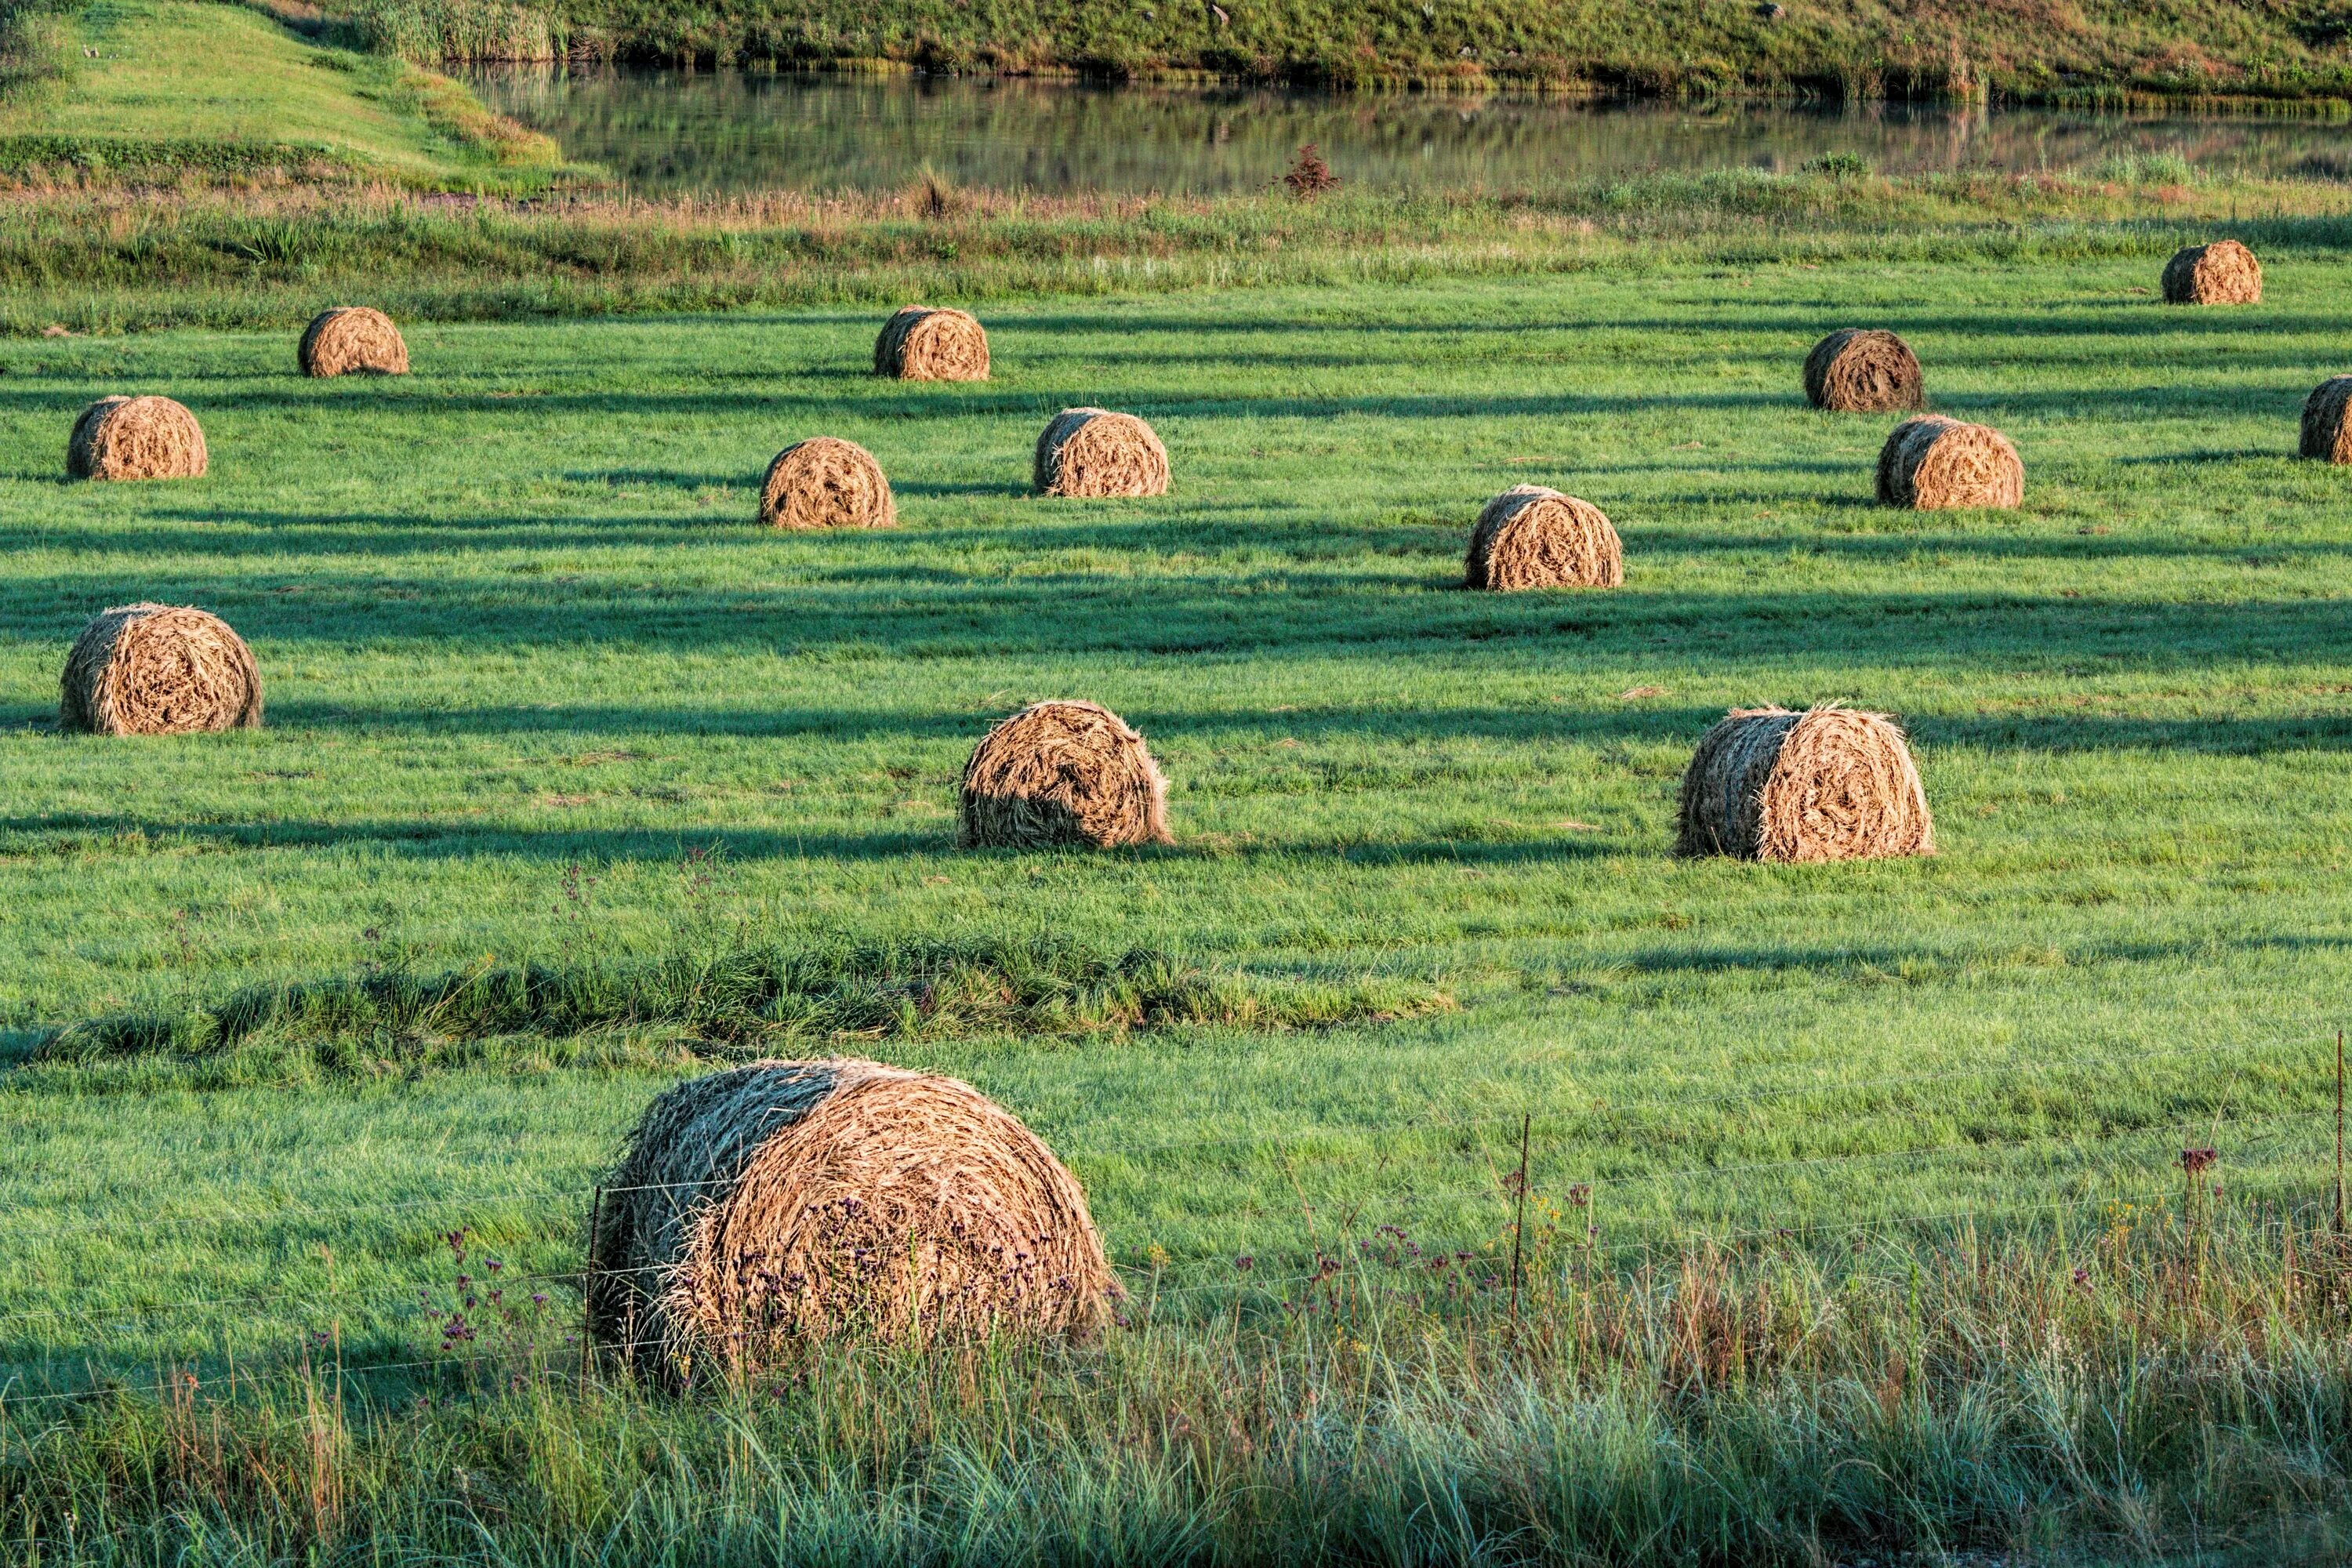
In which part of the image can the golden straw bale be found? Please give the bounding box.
[1802,328,1924,413]
[298,307,409,377]
[1676,705,1933,862]
[873,306,989,381]
[1875,415,2023,510]
[59,604,262,735]
[2301,376,2352,464]
[758,437,896,530]
[960,699,1171,849]
[1464,485,1623,590]
[67,397,207,482]
[1033,408,1169,498]
[586,1058,1116,1374]
[2161,239,2262,305]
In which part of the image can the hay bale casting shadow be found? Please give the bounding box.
[1033,408,1169,498]
[960,699,1171,849]
[299,307,408,377]
[2302,376,2352,463]
[60,604,262,735]
[1676,705,1934,862]
[2161,240,2262,305]
[873,306,989,381]
[1876,416,2022,510]
[586,1058,1116,1374]
[1802,329,1924,413]
[67,397,207,481]
[759,437,896,530]
[1465,485,1622,590]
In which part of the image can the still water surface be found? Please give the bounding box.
[470,69,2352,196]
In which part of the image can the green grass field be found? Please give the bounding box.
[7,245,2352,1403]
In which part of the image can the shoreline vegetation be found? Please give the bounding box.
[4,166,2351,333]
[341,0,2352,107]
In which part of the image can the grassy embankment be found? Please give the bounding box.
[343,0,2352,101]
[0,0,570,187]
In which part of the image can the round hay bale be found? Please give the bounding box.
[1675,705,1933,862]
[298,307,408,377]
[60,603,262,735]
[2301,376,2352,464]
[1464,485,1623,590]
[2161,239,2262,305]
[960,699,1171,849]
[67,396,207,482]
[1033,408,1170,499]
[1875,415,2022,510]
[586,1058,1116,1372]
[873,306,989,381]
[1802,328,1924,413]
[758,437,896,531]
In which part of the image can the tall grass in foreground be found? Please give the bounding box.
[6,1196,2350,1563]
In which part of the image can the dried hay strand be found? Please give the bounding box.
[2161,239,2262,305]
[298,307,409,377]
[1875,415,2022,510]
[586,1057,1116,1371]
[2301,376,2352,464]
[60,603,262,735]
[1033,408,1170,498]
[1802,328,1924,413]
[1464,485,1623,590]
[960,699,1171,850]
[67,396,207,482]
[873,306,989,381]
[1675,705,1933,862]
[758,437,896,531]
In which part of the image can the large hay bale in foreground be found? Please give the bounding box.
[586,1058,1115,1373]
[2302,376,2352,464]
[1676,705,1933,862]
[67,397,207,482]
[759,437,896,530]
[1033,408,1169,498]
[960,699,1171,849]
[873,306,989,381]
[1802,328,1924,413]
[1875,416,2022,510]
[2161,240,2262,305]
[1465,485,1623,590]
[60,604,262,735]
[298,307,408,377]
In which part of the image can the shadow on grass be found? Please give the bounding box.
[0,811,1620,866]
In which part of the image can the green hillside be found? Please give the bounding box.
[0,0,566,186]
[352,0,2352,101]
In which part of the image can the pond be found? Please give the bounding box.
[470,68,2352,197]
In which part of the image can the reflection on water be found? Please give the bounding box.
[472,68,2352,196]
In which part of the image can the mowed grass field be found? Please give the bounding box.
[5,253,2352,1390]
